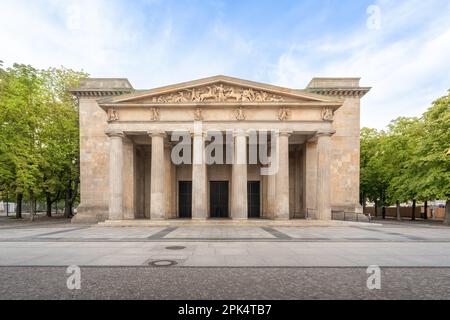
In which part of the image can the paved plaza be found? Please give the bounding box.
[1,266,450,300]
[1,219,450,267]
[1,218,450,299]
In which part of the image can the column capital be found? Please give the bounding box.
[278,130,293,137]
[105,128,124,138]
[191,131,206,138]
[316,130,336,138]
[148,131,167,138]
[233,129,249,138]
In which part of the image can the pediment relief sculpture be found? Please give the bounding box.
[146,84,286,104]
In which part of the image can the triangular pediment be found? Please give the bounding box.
[100,75,340,105]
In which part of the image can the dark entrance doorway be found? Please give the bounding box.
[178,181,192,218]
[210,181,229,218]
[247,181,261,218]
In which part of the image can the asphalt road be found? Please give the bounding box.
[1,266,449,300]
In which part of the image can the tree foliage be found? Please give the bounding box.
[361,90,450,222]
[0,63,87,219]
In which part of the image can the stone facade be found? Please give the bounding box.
[70,75,370,223]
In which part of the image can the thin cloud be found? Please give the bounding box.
[0,0,448,129]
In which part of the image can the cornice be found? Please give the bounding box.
[306,87,371,98]
[69,89,134,98]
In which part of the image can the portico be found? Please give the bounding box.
[70,75,370,223]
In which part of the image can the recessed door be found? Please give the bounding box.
[248,181,261,218]
[178,181,192,219]
[210,181,229,218]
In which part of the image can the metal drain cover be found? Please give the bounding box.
[149,260,178,267]
[165,246,186,250]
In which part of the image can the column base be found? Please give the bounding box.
[71,204,108,224]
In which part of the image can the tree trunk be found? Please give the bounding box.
[374,200,378,218]
[382,206,386,219]
[444,200,450,225]
[64,186,73,218]
[396,200,401,221]
[16,193,23,219]
[424,201,428,220]
[46,193,52,217]
[6,192,9,217]
[411,199,416,221]
[30,191,35,222]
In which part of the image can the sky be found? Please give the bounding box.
[0,0,449,129]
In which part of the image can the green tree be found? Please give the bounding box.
[413,91,450,224]
[0,64,87,220]
[361,90,450,224]
[39,67,87,218]
[385,117,421,220]
[360,128,391,217]
[0,64,46,220]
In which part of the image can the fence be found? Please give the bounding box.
[363,206,446,220]
[0,200,67,216]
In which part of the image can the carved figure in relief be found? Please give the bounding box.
[150,107,160,121]
[242,88,255,102]
[278,107,289,121]
[194,107,203,121]
[321,107,334,121]
[157,96,167,103]
[108,109,119,122]
[255,91,268,102]
[235,107,246,121]
[214,84,227,102]
[187,88,201,102]
[226,87,242,101]
[270,95,284,102]
[200,86,215,102]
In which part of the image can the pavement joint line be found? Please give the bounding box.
[30,226,92,238]
[148,226,178,239]
[3,239,450,243]
[0,222,73,230]
[2,265,450,269]
[353,227,428,241]
[261,227,292,240]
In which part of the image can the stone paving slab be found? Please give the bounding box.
[1,241,450,267]
[37,227,166,239]
[2,266,450,300]
[1,223,450,267]
[163,226,276,239]
[0,227,84,239]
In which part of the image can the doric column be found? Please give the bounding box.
[267,172,276,219]
[149,131,166,220]
[274,131,291,220]
[316,131,333,220]
[164,142,174,219]
[192,131,207,219]
[107,131,124,220]
[231,130,248,220]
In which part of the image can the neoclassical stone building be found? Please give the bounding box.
[70,75,370,223]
